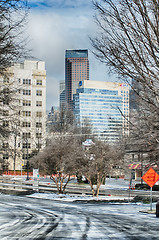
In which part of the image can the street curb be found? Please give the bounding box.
[139,210,156,214]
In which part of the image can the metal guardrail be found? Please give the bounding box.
[1,177,159,197]
[0,178,93,195]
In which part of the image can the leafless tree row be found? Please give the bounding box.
[91,0,159,167]
[0,0,29,171]
[32,134,124,197]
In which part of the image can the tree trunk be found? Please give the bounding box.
[59,173,63,194]
[13,135,17,174]
[87,177,95,197]
[96,174,102,197]
[50,176,60,194]
[62,175,71,193]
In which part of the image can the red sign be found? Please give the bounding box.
[142,168,159,188]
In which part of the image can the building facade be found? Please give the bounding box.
[59,80,65,111]
[65,49,89,109]
[74,80,129,142]
[0,60,46,170]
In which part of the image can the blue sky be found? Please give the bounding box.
[27,0,117,110]
[28,0,92,9]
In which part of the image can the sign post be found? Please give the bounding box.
[33,169,39,192]
[142,168,159,210]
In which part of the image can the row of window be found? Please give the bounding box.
[22,122,42,128]
[23,90,42,96]
[2,134,42,149]
[77,89,118,95]
[79,103,124,108]
[21,132,42,140]
[23,111,43,117]
[2,121,42,128]
[79,99,123,104]
[23,100,42,106]
[3,145,42,160]
[22,79,43,85]
[3,78,43,85]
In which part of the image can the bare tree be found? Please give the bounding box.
[77,140,124,197]
[0,1,29,170]
[48,106,74,134]
[32,135,81,194]
[0,0,29,137]
[0,0,29,74]
[91,0,159,164]
[0,78,23,171]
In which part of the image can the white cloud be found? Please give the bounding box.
[26,0,116,110]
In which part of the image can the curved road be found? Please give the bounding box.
[0,194,159,239]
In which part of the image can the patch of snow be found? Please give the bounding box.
[28,192,132,202]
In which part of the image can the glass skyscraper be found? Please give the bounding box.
[74,80,129,142]
[65,49,89,109]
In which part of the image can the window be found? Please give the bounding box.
[3,78,9,83]
[36,122,42,128]
[23,111,31,117]
[22,143,31,149]
[23,89,31,95]
[3,87,9,94]
[2,143,9,149]
[22,122,31,127]
[3,121,9,127]
[36,132,42,138]
[23,79,31,85]
[3,153,9,160]
[36,143,42,149]
[23,100,31,106]
[3,98,9,105]
[22,132,31,138]
[36,101,42,107]
[36,112,42,117]
[36,80,42,85]
[36,90,42,96]
[22,153,31,159]
[16,121,20,126]
[3,110,9,116]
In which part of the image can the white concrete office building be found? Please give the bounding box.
[0,60,46,170]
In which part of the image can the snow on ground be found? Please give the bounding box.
[101,177,133,190]
[28,178,138,202]
[28,192,132,202]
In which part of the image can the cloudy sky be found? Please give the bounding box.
[27,0,117,110]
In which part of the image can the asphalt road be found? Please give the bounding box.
[0,194,159,240]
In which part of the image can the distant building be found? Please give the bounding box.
[0,60,46,170]
[74,80,129,142]
[65,49,89,109]
[59,80,65,111]
[130,80,139,110]
[47,106,59,130]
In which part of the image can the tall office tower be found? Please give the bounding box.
[74,80,129,142]
[59,80,65,111]
[0,60,46,170]
[65,49,89,109]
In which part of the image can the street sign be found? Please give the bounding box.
[142,168,159,188]
[33,168,39,179]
